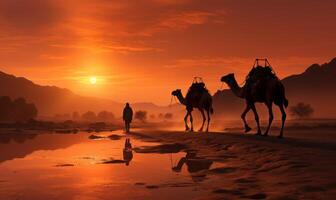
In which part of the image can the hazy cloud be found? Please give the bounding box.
[0,0,65,33]
[0,0,335,103]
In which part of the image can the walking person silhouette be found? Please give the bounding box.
[123,103,133,133]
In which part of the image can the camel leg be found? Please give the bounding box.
[184,112,190,131]
[198,108,206,132]
[189,112,194,132]
[241,104,252,133]
[278,104,286,138]
[206,109,211,132]
[250,103,261,135]
[264,103,273,136]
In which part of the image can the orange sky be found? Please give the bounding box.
[0,0,335,105]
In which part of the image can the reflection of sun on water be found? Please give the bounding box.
[89,76,97,85]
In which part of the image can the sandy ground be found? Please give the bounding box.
[131,129,336,200]
[1,119,336,199]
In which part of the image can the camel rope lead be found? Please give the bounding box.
[169,95,173,107]
[173,96,178,104]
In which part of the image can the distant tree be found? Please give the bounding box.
[63,113,71,119]
[135,110,147,122]
[12,98,27,121]
[0,96,13,121]
[164,113,173,120]
[149,114,156,119]
[97,111,115,122]
[81,111,96,121]
[0,96,37,122]
[54,113,71,121]
[290,102,314,119]
[72,111,80,120]
[24,103,38,121]
[13,97,38,121]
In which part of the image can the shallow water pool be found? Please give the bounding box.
[0,131,221,200]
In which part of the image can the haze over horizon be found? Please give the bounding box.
[0,0,335,105]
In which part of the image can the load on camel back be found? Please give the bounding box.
[186,77,210,110]
[245,58,279,99]
[171,77,213,132]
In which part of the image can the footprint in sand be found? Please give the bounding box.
[134,182,146,186]
[213,188,244,196]
[244,193,267,199]
[235,177,257,184]
[54,164,75,167]
[146,185,159,189]
[210,167,237,174]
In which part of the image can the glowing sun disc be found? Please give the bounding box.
[89,76,97,84]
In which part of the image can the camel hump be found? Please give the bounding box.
[186,79,209,102]
[247,65,277,81]
[244,59,280,99]
[189,77,208,93]
[246,58,278,82]
[189,82,207,93]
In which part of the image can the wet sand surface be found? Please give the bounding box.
[131,128,336,200]
[0,128,336,200]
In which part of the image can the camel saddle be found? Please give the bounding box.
[185,81,209,109]
[245,65,278,99]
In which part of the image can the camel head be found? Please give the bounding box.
[171,89,182,96]
[220,73,235,85]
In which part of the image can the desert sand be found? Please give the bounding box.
[130,127,336,200]
[1,121,336,200]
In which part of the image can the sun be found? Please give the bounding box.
[89,76,97,84]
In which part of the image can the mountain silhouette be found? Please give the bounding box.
[0,71,182,117]
[213,58,336,118]
[0,71,125,116]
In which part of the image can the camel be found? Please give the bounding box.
[172,151,213,182]
[171,89,213,132]
[220,73,288,138]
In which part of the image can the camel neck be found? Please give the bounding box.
[176,93,187,105]
[227,78,245,98]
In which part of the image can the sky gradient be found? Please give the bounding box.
[0,0,335,104]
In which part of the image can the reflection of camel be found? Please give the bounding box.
[172,89,213,132]
[172,151,213,182]
[123,138,133,166]
[221,73,288,138]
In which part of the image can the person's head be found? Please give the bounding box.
[125,102,130,107]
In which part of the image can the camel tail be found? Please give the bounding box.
[284,98,289,108]
[278,81,288,108]
[210,107,214,114]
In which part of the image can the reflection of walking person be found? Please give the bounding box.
[123,138,133,166]
[123,103,133,133]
